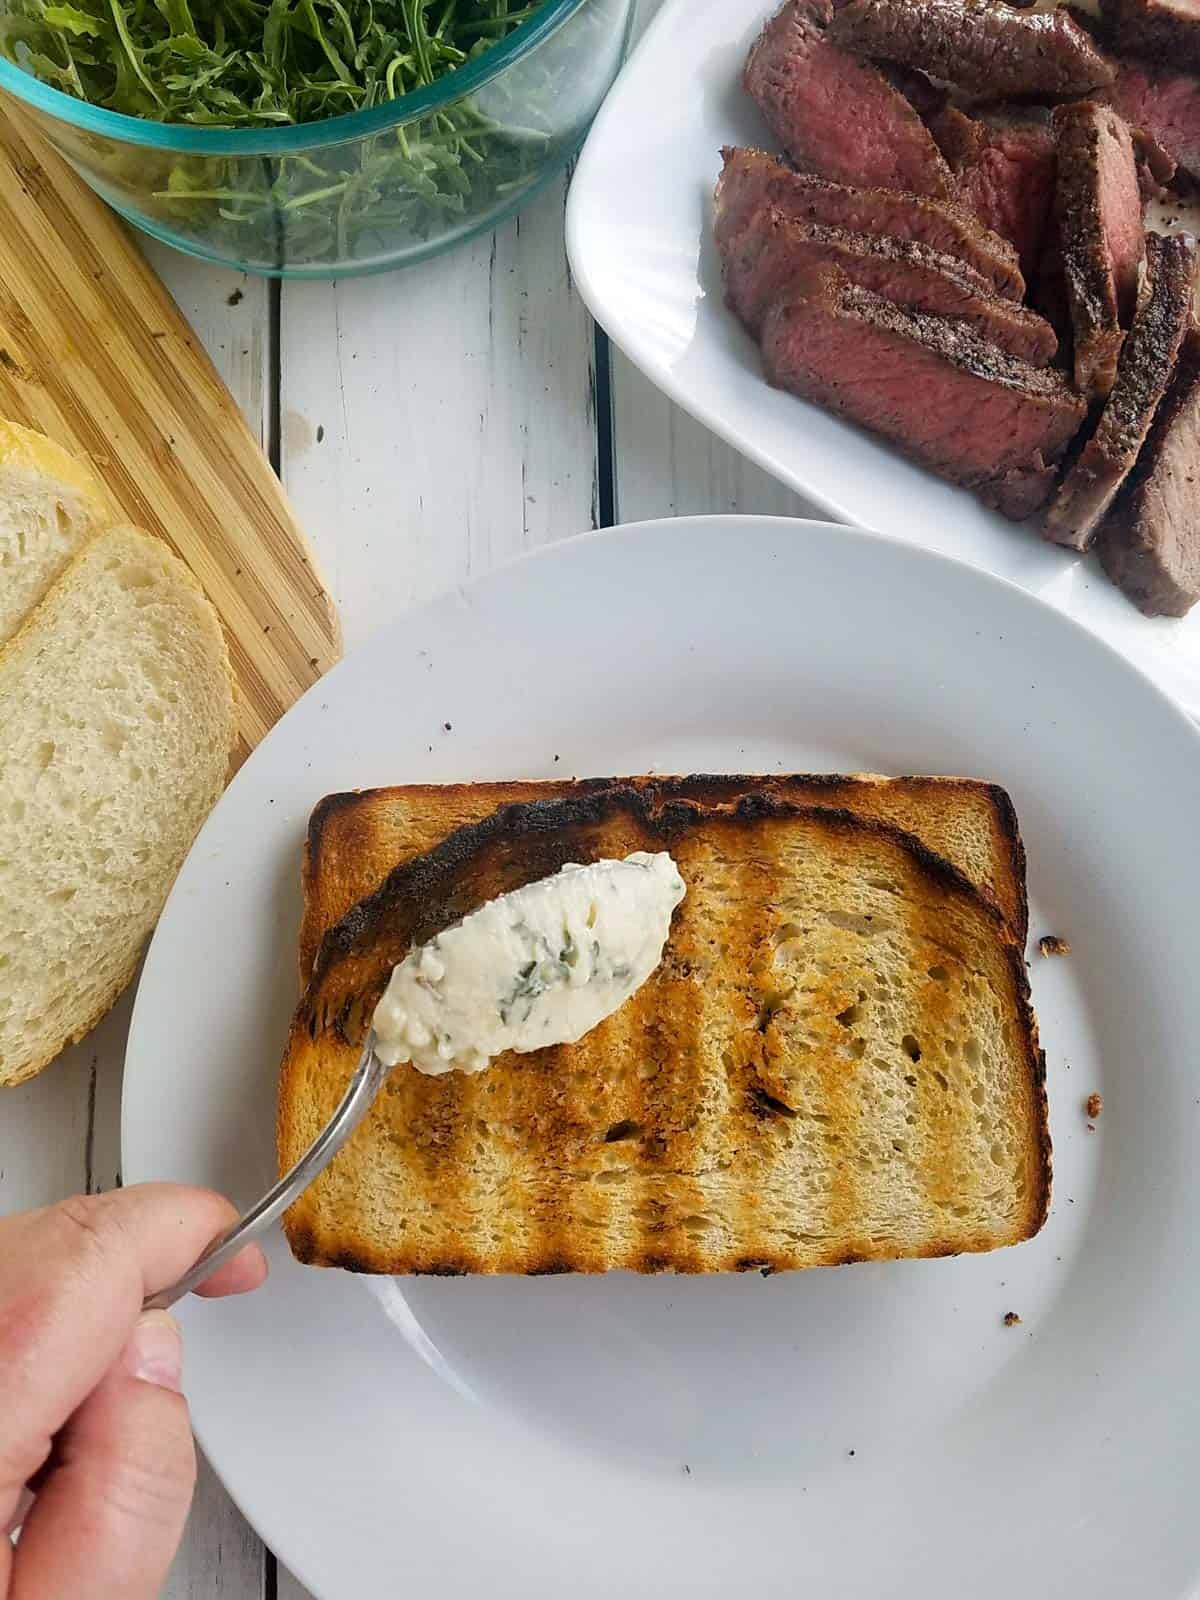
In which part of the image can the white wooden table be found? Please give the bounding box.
[0,4,821,1594]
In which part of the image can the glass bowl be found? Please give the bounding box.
[0,0,634,277]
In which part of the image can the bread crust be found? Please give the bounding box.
[0,954,140,1087]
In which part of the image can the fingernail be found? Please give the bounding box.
[4,1487,34,1537]
[122,1309,184,1393]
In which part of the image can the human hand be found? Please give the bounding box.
[1,1184,268,1599]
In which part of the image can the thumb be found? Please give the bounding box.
[11,1311,196,1600]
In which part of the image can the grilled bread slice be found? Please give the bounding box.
[279,788,1048,1275]
[298,773,1028,985]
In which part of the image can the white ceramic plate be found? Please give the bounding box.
[124,518,1200,1600]
[565,0,1200,716]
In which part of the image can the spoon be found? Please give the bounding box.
[143,1032,387,1312]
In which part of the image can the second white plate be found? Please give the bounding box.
[565,0,1200,714]
[123,517,1200,1599]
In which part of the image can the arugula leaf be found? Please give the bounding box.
[39,5,103,37]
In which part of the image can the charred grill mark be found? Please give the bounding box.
[635,1252,674,1274]
[717,837,792,1260]
[304,780,624,973]
[527,816,652,1267]
[795,964,863,1257]
[906,946,968,1223]
[627,851,708,1270]
[522,1038,603,1270]
[604,1118,641,1142]
[525,1259,574,1277]
[326,1248,386,1274]
[333,995,362,1046]
[285,1223,316,1263]
[749,1084,798,1119]
[735,1256,779,1274]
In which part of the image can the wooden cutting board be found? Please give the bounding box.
[0,106,340,764]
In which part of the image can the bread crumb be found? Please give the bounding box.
[1038,935,1071,957]
[1003,1311,1021,1327]
[1085,1092,1103,1120]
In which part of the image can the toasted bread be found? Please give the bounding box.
[298,773,1028,984]
[279,787,1048,1275]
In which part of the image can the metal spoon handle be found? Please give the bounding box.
[144,1032,388,1312]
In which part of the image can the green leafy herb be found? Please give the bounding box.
[499,958,546,1025]
[498,921,600,1024]
[1,0,535,127]
[0,0,600,268]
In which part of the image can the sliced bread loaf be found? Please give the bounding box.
[0,419,112,647]
[0,525,235,1086]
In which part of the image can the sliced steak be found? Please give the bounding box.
[716,148,1026,300]
[760,262,1087,518]
[722,205,1058,361]
[829,0,1116,99]
[743,0,953,196]
[1044,230,1197,549]
[929,105,1057,278]
[882,61,948,117]
[1099,0,1200,74]
[1032,235,1075,362]
[1133,125,1177,198]
[1053,100,1145,400]
[1104,57,1200,181]
[1075,4,1187,187]
[1097,328,1200,614]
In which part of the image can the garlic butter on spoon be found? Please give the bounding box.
[371,852,687,1076]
